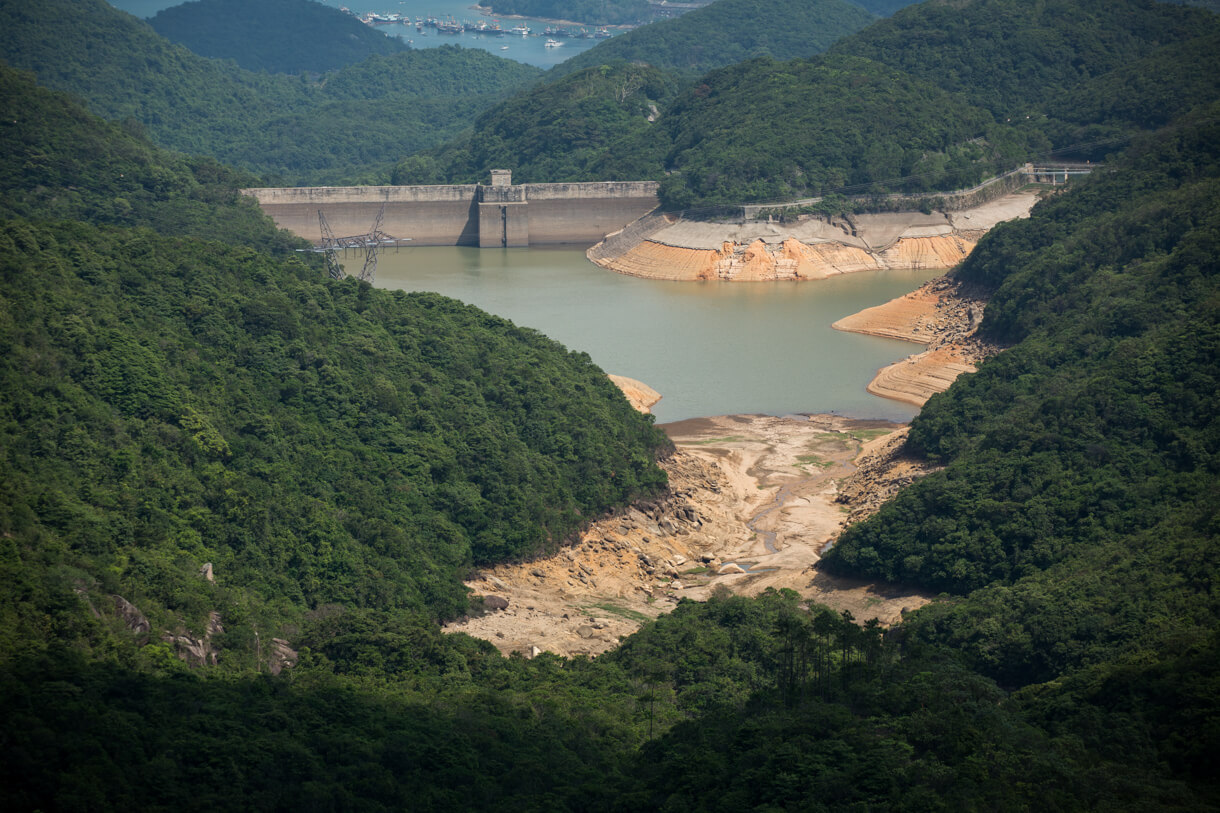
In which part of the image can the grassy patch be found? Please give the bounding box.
[847,428,895,443]
[682,566,708,575]
[585,602,652,624]
[795,454,834,469]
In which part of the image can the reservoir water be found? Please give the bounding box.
[365,247,942,423]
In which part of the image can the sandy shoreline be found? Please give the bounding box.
[444,277,996,655]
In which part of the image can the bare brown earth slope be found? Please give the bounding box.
[445,414,935,657]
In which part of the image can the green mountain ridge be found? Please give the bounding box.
[0,0,542,184]
[149,0,407,75]
[416,0,1219,209]
[548,0,877,80]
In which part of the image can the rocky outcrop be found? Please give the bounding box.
[164,611,224,667]
[269,638,298,675]
[835,429,940,526]
[834,275,1000,406]
[112,595,151,636]
[592,233,977,282]
[608,374,663,413]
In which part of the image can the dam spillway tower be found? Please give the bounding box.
[479,170,529,248]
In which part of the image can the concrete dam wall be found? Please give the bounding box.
[243,173,660,248]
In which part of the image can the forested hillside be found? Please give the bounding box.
[0,59,668,652]
[416,0,1218,209]
[822,106,1220,788]
[397,62,678,184]
[831,0,1207,116]
[549,0,876,80]
[149,0,406,74]
[0,0,541,183]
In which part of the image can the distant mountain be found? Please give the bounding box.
[830,0,1209,116]
[551,0,877,79]
[149,0,406,75]
[0,0,542,184]
[419,0,1220,208]
[401,62,678,184]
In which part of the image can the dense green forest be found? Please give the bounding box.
[829,0,1208,119]
[149,0,406,75]
[548,0,876,80]
[0,0,541,184]
[396,62,678,184]
[412,0,1219,208]
[0,57,669,633]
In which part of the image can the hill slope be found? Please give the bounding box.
[0,0,541,183]
[550,0,876,79]
[415,0,1218,208]
[149,0,406,74]
[0,60,668,641]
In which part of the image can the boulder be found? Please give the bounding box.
[718,563,746,575]
[269,638,298,675]
[111,595,150,635]
[484,595,510,611]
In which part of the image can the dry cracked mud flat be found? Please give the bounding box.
[444,413,937,658]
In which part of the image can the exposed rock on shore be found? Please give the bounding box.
[588,193,1036,282]
[608,374,662,413]
[833,275,1001,406]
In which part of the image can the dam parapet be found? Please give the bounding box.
[243,172,660,249]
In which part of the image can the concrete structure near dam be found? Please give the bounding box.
[243,171,660,249]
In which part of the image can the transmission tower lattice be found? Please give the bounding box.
[316,203,404,284]
[317,211,346,280]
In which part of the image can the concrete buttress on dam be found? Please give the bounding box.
[243,171,660,248]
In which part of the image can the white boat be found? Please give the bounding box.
[500,45,509,50]
[511,24,529,36]
[544,38,563,47]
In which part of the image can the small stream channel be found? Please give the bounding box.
[721,450,859,574]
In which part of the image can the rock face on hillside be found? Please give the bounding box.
[588,193,1036,282]
[833,275,999,406]
[608,374,663,413]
